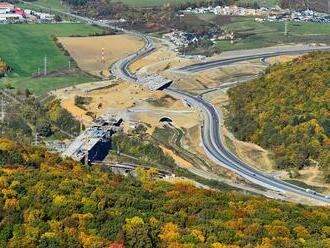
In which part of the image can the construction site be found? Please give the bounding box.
[62,115,123,164]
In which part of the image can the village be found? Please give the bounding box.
[0,2,56,23]
[180,5,330,23]
[164,5,330,52]
[265,9,330,23]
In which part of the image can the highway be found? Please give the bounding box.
[110,34,155,81]
[23,1,330,204]
[166,88,330,204]
[105,32,330,204]
[110,40,330,203]
[178,46,330,73]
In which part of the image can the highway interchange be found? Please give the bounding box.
[110,31,330,204]
[26,1,330,204]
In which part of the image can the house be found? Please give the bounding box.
[0,13,24,21]
[12,8,25,16]
[0,3,14,14]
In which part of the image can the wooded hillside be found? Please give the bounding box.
[0,59,8,77]
[280,0,329,13]
[227,52,330,180]
[1,137,330,247]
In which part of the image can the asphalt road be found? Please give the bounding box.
[98,22,330,204]
[110,34,155,81]
[24,1,330,204]
[109,35,330,203]
[178,46,330,73]
[165,88,330,204]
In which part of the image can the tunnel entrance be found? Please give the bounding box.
[159,117,173,123]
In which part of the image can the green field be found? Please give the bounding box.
[18,0,69,11]
[179,14,330,53]
[0,24,102,94]
[118,0,279,7]
[18,0,280,9]
[216,19,330,51]
[118,0,199,7]
[5,74,96,95]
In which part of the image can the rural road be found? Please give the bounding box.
[24,1,330,204]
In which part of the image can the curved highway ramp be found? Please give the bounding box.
[177,46,330,73]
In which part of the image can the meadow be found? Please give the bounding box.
[216,19,330,51]
[179,13,330,53]
[119,0,279,7]
[18,0,69,11]
[118,0,201,7]
[0,24,102,94]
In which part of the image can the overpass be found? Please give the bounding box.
[94,161,175,179]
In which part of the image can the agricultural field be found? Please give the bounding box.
[217,19,330,51]
[118,0,201,7]
[19,0,280,9]
[18,0,69,11]
[58,34,145,77]
[119,0,279,7]
[181,14,330,53]
[0,24,103,94]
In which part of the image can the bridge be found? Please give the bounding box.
[62,117,122,163]
[137,74,173,90]
[94,161,175,179]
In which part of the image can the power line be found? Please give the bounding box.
[33,132,39,146]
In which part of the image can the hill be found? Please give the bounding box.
[280,0,330,13]
[226,52,330,181]
[1,137,330,247]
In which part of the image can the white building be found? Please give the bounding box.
[0,3,14,14]
[0,13,24,21]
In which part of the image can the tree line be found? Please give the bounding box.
[0,137,330,247]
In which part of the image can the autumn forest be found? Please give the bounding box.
[227,52,330,181]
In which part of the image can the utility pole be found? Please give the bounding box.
[101,48,105,64]
[44,55,47,76]
[0,96,4,123]
[84,135,89,166]
[80,116,89,166]
[284,21,288,36]
[0,96,4,136]
[80,116,83,134]
[100,48,105,74]
[68,60,71,70]
[33,132,38,146]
